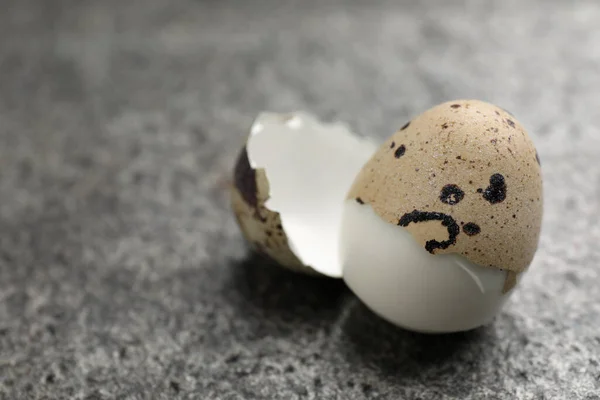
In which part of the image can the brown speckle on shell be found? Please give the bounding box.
[394,145,406,158]
[482,173,507,204]
[463,223,481,236]
[234,145,259,210]
[439,184,465,205]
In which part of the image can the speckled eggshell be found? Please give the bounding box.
[231,145,317,274]
[346,99,543,292]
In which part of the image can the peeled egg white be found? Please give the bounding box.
[340,199,513,333]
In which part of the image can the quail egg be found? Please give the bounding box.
[231,100,543,333]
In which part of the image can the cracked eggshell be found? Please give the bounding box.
[231,112,377,277]
[342,99,543,333]
[231,144,309,273]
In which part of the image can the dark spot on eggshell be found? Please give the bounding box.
[394,145,406,158]
[390,141,395,149]
[356,197,365,205]
[506,119,516,128]
[450,104,461,109]
[439,184,465,205]
[495,111,500,116]
[441,123,449,129]
[398,210,460,254]
[490,139,497,144]
[400,121,410,130]
[463,223,481,236]
[476,188,483,193]
[234,146,259,209]
[482,173,507,204]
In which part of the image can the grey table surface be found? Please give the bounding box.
[0,0,599,399]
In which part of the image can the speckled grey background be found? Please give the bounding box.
[0,0,598,399]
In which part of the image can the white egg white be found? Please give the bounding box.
[340,199,518,333]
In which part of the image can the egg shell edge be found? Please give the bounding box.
[231,145,318,275]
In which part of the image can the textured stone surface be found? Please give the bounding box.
[0,0,599,399]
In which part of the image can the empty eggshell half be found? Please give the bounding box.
[342,99,543,332]
[231,112,377,276]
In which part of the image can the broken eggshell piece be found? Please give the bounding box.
[231,112,377,276]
